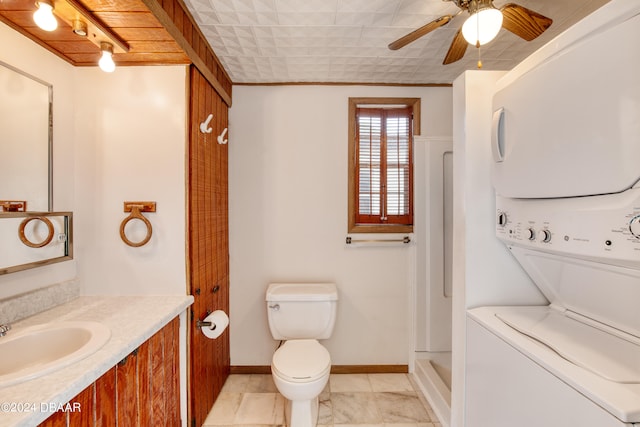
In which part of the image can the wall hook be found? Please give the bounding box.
[217,127,228,145]
[200,113,213,134]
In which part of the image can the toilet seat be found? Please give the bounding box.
[272,339,331,383]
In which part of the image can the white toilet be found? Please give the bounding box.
[266,282,338,427]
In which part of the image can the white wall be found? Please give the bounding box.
[229,85,452,366]
[0,21,188,298]
[74,66,188,296]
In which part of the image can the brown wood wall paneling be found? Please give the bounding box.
[38,317,180,427]
[188,65,229,427]
[143,0,232,105]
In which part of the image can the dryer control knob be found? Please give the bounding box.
[526,228,536,241]
[497,212,508,227]
[630,215,640,238]
[540,229,552,243]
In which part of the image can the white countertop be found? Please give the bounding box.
[0,295,193,427]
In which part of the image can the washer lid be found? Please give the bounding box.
[272,339,331,381]
[497,309,640,384]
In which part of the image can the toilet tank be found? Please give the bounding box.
[266,283,338,340]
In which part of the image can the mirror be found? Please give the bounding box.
[0,62,71,275]
[0,60,52,212]
[0,212,73,274]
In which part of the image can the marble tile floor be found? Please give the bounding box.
[203,373,442,427]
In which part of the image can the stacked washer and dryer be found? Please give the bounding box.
[465,1,640,426]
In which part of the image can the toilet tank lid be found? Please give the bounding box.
[266,283,338,302]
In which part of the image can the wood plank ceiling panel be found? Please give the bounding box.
[0,0,189,66]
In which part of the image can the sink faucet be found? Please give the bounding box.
[0,324,11,337]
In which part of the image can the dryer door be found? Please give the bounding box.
[491,6,640,198]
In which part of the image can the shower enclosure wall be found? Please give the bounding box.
[413,136,453,427]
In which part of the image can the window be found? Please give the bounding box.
[348,98,419,233]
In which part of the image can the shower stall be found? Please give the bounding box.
[413,136,453,427]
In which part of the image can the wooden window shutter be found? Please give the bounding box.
[355,107,413,226]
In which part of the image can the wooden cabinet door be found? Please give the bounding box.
[39,317,180,427]
[187,65,230,427]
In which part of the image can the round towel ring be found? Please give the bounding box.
[119,206,152,247]
[19,216,55,248]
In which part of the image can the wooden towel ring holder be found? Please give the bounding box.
[119,202,155,247]
[19,216,55,248]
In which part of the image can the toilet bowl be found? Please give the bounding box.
[271,339,331,427]
[265,283,338,427]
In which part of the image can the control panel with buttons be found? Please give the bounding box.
[496,187,640,269]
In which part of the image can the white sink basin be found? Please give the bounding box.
[0,321,111,388]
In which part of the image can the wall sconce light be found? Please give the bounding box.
[462,0,503,46]
[98,42,116,73]
[31,0,129,72]
[33,0,58,32]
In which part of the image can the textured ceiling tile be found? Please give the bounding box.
[371,13,396,26]
[217,25,241,37]
[190,0,213,12]
[335,12,374,26]
[252,26,275,37]
[232,0,257,12]
[255,36,276,48]
[182,0,611,84]
[275,0,338,13]
[275,36,311,47]
[258,45,278,56]
[194,11,220,25]
[277,12,336,25]
[290,56,330,65]
[219,34,242,47]
[337,0,400,14]
[276,46,309,56]
[327,26,362,38]
[221,44,245,56]
[210,0,236,13]
[233,26,255,37]
[252,0,277,12]
[200,25,221,38]
[392,13,442,27]
[254,12,279,24]
[215,11,242,24]
[233,12,261,24]
[360,26,406,39]
[395,0,435,14]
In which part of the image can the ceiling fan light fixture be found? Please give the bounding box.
[462,6,503,46]
[33,0,58,32]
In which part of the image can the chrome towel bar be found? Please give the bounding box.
[345,236,411,245]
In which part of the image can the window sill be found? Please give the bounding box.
[348,224,413,234]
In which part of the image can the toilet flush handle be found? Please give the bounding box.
[269,304,280,311]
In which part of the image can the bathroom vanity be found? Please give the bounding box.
[0,295,192,426]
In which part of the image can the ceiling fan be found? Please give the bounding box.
[388,0,553,65]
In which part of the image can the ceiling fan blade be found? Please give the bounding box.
[501,3,553,41]
[443,27,468,65]
[388,15,452,50]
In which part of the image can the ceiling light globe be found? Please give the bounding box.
[33,2,58,32]
[462,7,503,46]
